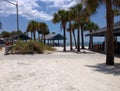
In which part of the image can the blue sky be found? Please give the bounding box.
[0,0,120,42]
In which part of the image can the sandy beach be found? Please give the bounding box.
[0,47,120,91]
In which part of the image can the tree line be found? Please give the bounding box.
[52,3,99,52]
[26,20,49,44]
[52,0,120,65]
[0,30,23,38]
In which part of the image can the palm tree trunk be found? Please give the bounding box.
[41,35,43,42]
[33,32,36,40]
[106,0,114,65]
[77,27,80,52]
[31,32,32,39]
[44,34,46,44]
[38,33,40,42]
[73,31,77,49]
[89,36,93,50]
[63,24,66,52]
[69,21,73,51]
[81,27,84,49]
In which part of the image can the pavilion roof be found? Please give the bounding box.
[43,33,64,40]
[86,21,120,37]
[12,34,31,40]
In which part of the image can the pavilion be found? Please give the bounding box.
[86,21,120,52]
[43,33,64,46]
[12,34,31,40]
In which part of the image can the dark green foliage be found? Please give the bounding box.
[1,31,10,38]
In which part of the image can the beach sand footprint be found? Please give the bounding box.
[64,85,80,91]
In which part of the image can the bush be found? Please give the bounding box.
[12,40,55,54]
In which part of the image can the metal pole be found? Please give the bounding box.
[0,22,1,38]
[16,1,19,36]
[3,0,16,6]
[3,0,19,38]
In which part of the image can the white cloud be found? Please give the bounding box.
[62,1,78,10]
[0,0,78,20]
[18,0,52,20]
[41,0,78,9]
[0,0,52,20]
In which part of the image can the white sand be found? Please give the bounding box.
[0,47,120,91]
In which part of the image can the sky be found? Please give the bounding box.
[0,0,120,43]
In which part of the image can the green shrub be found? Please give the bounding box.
[12,40,24,53]
[12,40,55,54]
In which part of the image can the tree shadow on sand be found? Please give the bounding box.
[56,49,95,54]
[85,63,120,76]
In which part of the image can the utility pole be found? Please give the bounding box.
[3,0,19,37]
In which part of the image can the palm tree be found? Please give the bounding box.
[71,3,90,51]
[26,22,33,39]
[82,0,120,65]
[67,27,73,50]
[37,22,42,42]
[26,20,37,40]
[52,10,68,51]
[71,23,77,49]
[71,4,92,50]
[81,26,85,49]
[86,21,99,50]
[66,10,75,51]
[71,4,83,52]
[80,8,91,49]
[31,20,37,40]
[40,22,49,44]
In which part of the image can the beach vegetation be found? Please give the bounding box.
[52,10,68,52]
[37,22,50,44]
[70,4,83,52]
[66,10,75,51]
[70,3,92,50]
[26,21,49,44]
[12,40,55,54]
[52,3,95,51]
[85,21,99,50]
[26,20,38,40]
[71,23,78,49]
